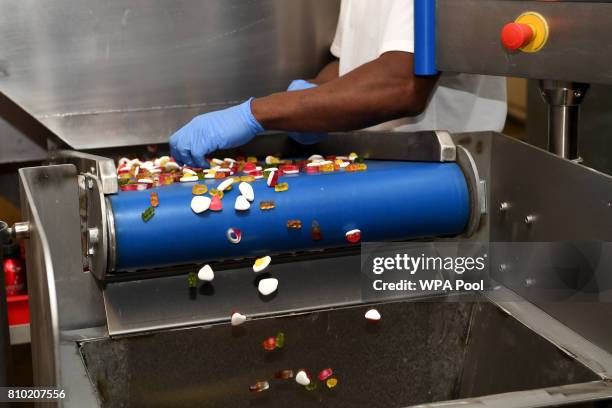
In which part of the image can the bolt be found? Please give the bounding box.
[499,202,510,212]
[498,263,509,272]
[574,91,582,98]
[525,215,537,225]
[524,278,536,287]
[87,227,99,245]
[87,179,94,190]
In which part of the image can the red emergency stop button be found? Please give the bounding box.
[501,22,534,50]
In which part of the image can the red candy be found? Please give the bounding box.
[267,171,279,187]
[345,229,361,244]
[243,162,257,173]
[318,368,333,381]
[210,196,223,211]
[262,337,276,351]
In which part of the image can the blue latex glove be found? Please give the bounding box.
[286,80,328,145]
[169,98,264,168]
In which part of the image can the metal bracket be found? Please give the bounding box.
[83,174,109,281]
[456,146,486,237]
[51,150,119,195]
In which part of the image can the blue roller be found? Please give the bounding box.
[414,0,438,76]
[109,161,469,271]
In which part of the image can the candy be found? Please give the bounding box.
[305,382,317,391]
[209,189,224,199]
[226,228,242,244]
[295,370,310,386]
[253,256,271,273]
[287,220,302,229]
[357,163,368,171]
[265,155,280,165]
[192,184,208,195]
[259,201,275,211]
[197,265,214,282]
[243,162,257,173]
[275,370,294,380]
[274,182,289,193]
[150,192,159,207]
[318,368,333,381]
[345,229,361,244]
[308,154,324,162]
[247,156,258,163]
[231,312,247,326]
[258,278,278,296]
[365,308,381,322]
[320,164,335,173]
[311,220,322,241]
[209,196,223,211]
[217,178,234,192]
[165,161,181,172]
[239,182,255,202]
[180,175,199,183]
[275,332,285,348]
[204,171,216,179]
[188,271,197,288]
[345,164,360,172]
[249,381,270,393]
[235,195,251,211]
[267,171,279,188]
[214,172,226,179]
[191,196,211,214]
[306,166,319,174]
[326,378,338,389]
[348,152,359,161]
[141,206,155,222]
[211,158,224,166]
[240,175,255,183]
[280,164,299,174]
[183,168,197,176]
[262,336,276,351]
[138,178,154,185]
[252,170,264,179]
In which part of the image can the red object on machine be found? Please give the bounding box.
[3,240,30,326]
[7,295,29,326]
[501,22,534,50]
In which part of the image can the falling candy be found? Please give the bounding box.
[287,220,302,229]
[191,196,211,214]
[150,192,159,208]
[311,221,322,241]
[239,182,255,202]
[275,370,294,380]
[295,370,310,386]
[192,184,208,195]
[235,195,251,211]
[231,312,247,326]
[274,182,289,193]
[209,196,223,211]
[198,265,214,282]
[345,229,361,244]
[187,271,197,288]
[259,201,275,211]
[253,256,271,273]
[141,206,155,222]
[326,378,338,389]
[318,368,333,381]
[226,228,242,244]
[249,381,270,393]
[258,278,278,296]
[262,336,276,351]
[365,308,381,322]
[305,382,317,391]
[275,332,285,348]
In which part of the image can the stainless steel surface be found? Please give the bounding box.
[84,174,108,281]
[456,146,486,238]
[0,0,340,150]
[105,198,117,274]
[435,131,456,162]
[12,221,30,240]
[437,0,612,84]
[539,81,589,160]
[9,323,31,345]
[487,132,612,355]
[0,221,8,386]
[53,151,118,195]
[19,164,107,390]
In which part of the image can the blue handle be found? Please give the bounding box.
[414,0,438,76]
[110,161,469,271]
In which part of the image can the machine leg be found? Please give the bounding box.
[539,80,589,161]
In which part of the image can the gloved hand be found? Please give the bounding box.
[169,98,264,168]
[286,80,328,145]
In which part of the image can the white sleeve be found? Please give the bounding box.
[378,0,415,55]
[330,1,347,58]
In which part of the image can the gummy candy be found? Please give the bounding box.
[346,229,361,244]
[320,164,335,173]
[192,184,208,195]
[262,336,276,351]
[275,370,294,380]
[274,182,289,192]
[259,201,275,211]
[318,368,333,381]
[209,189,224,199]
[265,155,280,165]
[187,271,197,288]
[267,171,279,188]
[226,228,242,244]
[249,381,270,393]
[209,196,223,211]
[247,156,258,163]
[287,220,302,229]
[214,172,226,179]
[356,163,368,171]
[295,370,310,386]
[311,221,322,241]
[275,332,285,348]
[150,192,159,208]
[141,206,155,222]
[253,256,271,273]
[326,378,338,389]
[345,164,360,172]
[348,152,358,161]
[305,382,317,391]
[240,175,255,183]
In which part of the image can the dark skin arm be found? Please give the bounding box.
[310,59,340,85]
[252,51,438,132]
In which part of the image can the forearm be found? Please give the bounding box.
[309,60,339,85]
[253,52,437,132]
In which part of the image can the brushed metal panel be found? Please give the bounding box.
[437,0,612,84]
[0,0,339,149]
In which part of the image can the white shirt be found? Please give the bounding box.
[331,0,507,132]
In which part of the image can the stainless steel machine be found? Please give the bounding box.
[2,0,612,407]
